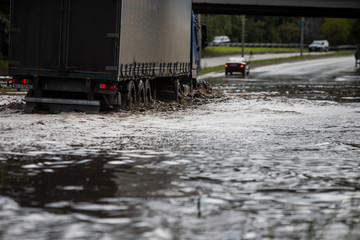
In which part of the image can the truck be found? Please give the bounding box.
[9,0,200,113]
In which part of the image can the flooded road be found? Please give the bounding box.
[1,56,360,240]
[205,56,360,104]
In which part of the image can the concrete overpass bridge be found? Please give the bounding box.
[192,0,360,18]
[0,0,359,17]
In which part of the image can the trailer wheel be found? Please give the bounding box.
[144,79,152,104]
[173,79,180,103]
[121,80,136,108]
[137,80,145,103]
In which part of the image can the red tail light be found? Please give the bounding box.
[97,83,117,90]
[240,65,244,68]
[12,78,31,84]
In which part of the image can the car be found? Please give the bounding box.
[225,57,250,76]
[212,36,230,45]
[308,40,329,52]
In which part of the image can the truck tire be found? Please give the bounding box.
[144,79,152,104]
[173,79,180,103]
[121,80,136,108]
[137,80,145,103]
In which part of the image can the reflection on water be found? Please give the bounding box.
[1,57,360,239]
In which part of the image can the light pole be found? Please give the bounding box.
[241,15,245,57]
[198,14,202,69]
[300,17,305,56]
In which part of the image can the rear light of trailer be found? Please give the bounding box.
[12,78,31,84]
[225,64,228,68]
[240,64,244,68]
[97,83,117,90]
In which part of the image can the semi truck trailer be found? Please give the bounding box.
[9,0,200,113]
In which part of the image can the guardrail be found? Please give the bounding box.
[207,42,357,50]
[207,42,304,48]
[329,45,358,50]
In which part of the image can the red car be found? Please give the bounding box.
[225,57,250,76]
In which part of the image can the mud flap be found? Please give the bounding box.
[32,76,42,98]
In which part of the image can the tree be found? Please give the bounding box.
[0,5,9,59]
[203,15,305,44]
[246,19,265,43]
[202,14,360,46]
[321,18,350,46]
[348,19,360,45]
[304,18,322,44]
[203,15,233,42]
[229,15,243,42]
[278,22,299,43]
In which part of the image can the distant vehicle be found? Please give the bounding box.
[212,36,230,45]
[225,57,250,76]
[308,40,329,52]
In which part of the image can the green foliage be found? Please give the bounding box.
[246,19,266,42]
[202,15,360,46]
[278,22,299,43]
[0,5,9,60]
[321,18,351,46]
[0,60,8,75]
[349,19,360,44]
[203,15,302,43]
[202,46,301,57]
[205,15,233,41]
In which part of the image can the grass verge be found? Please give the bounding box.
[198,50,354,76]
[202,46,304,57]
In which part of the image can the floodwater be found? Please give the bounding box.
[1,56,360,240]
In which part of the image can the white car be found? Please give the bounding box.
[308,40,329,52]
[212,36,230,45]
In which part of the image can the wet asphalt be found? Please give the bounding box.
[0,55,360,240]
